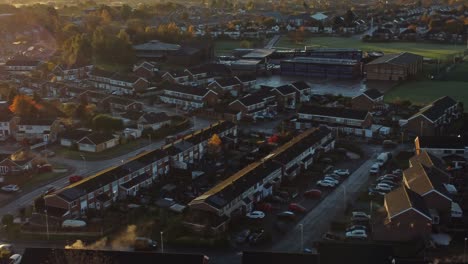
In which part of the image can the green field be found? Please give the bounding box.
[214,39,264,55]
[275,36,466,60]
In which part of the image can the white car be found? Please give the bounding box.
[369,164,380,174]
[316,179,337,187]
[246,211,265,219]
[1,184,19,192]
[323,177,339,184]
[333,169,350,176]
[375,184,392,192]
[345,229,367,239]
[9,254,22,264]
[376,183,395,190]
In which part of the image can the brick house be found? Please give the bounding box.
[15,119,61,143]
[88,68,149,95]
[272,85,297,110]
[133,61,158,79]
[52,64,93,81]
[137,112,171,131]
[290,81,312,102]
[228,89,277,120]
[184,63,231,85]
[77,133,119,153]
[101,96,144,112]
[295,105,373,137]
[159,84,219,109]
[4,59,41,73]
[365,52,423,81]
[161,71,191,85]
[351,89,384,111]
[235,75,256,91]
[0,153,36,179]
[405,96,459,137]
[208,77,242,96]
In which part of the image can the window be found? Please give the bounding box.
[104,185,110,192]
[88,192,94,200]
[71,201,77,207]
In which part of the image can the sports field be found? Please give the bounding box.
[275,36,466,60]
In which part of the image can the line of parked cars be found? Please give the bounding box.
[368,171,402,196]
[316,169,350,188]
[345,211,371,240]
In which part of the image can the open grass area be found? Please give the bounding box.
[385,81,468,106]
[275,36,466,60]
[214,39,264,55]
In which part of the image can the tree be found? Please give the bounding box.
[120,4,132,20]
[207,134,222,156]
[9,95,42,118]
[61,33,92,67]
[117,29,131,43]
[92,114,123,132]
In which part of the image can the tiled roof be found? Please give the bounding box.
[298,105,369,120]
[274,84,297,96]
[291,81,310,91]
[412,96,457,122]
[163,83,212,97]
[385,186,431,220]
[403,162,451,200]
[60,129,92,141]
[77,133,116,146]
[214,77,240,87]
[363,89,383,100]
[367,52,422,65]
[409,150,445,170]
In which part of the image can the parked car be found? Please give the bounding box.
[43,186,56,196]
[323,177,339,184]
[346,225,367,232]
[256,202,274,212]
[333,169,350,176]
[351,211,370,222]
[392,169,403,176]
[288,203,307,214]
[376,183,396,190]
[322,232,341,241]
[266,195,287,204]
[345,229,367,239]
[234,229,251,244]
[134,237,158,251]
[69,175,83,184]
[325,173,341,180]
[62,219,87,228]
[374,184,392,192]
[377,175,399,182]
[378,180,398,187]
[304,189,322,199]
[277,211,296,221]
[368,188,387,196]
[246,211,265,219]
[316,179,337,187]
[369,164,380,174]
[1,185,19,192]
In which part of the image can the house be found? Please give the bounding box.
[208,77,242,96]
[159,84,219,109]
[88,68,149,95]
[161,71,191,85]
[52,64,93,81]
[382,186,432,241]
[187,127,334,233]
[235,75,256,91]
[4,59,41,73]
[77,133,119,153]
[185,63,231,82]
[0,152,36,178]
[351,89,384,111]
[16,119,61,143]
[101,96,144,112]
[60,129,92,147]
[291,81,312,102]
[415,136,468,163]
[0,111,17,140]
[272,85,297,110]
[404,96,459,137]
[295,105,373,137]
[44,121,236,218]
[371,27,394,40]
[137,112,171,131]
[365,52,423,81]
[133,61,158,79]
[228,89,277,120]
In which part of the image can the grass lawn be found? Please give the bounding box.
[275,36,466,60]
[214,39,264,55]
[385,81,468,107]
[53,138,150,161]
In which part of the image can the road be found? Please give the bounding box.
[265,35,280,49]
[0,117,213,219]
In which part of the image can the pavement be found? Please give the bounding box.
[0,116,213,219]
[265,35,280,49]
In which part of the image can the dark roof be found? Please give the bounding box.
[89,68,114,78]
[417,136,467,149]
[187,63,232,76]
[214,77,240,87]
[363,89,383,100]
[298,105,369,120]
[104,96,140,106]
[235,89,275,107]
[291,81,310,91]
[236,75,256,83]
[385,186,431,220]
[403,162,451,200]
[112,73,142,83]
[77,133,116,146]
[55,149,168,202]
[60,129,92,141]
[120,172,151,189]
[5,59,40,67]
[414,96,457,122]
[274,84,297,96]
[163,83,212,97]
[140,112,171,124]
[367,52,422,65]
[21,248,207,264]
[409,151,445,171]
[242,251,319,264]
[121,110,144,121]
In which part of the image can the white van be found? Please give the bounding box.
[62,219,87,228]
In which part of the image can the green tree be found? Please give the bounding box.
[61,33,92,67]
[92,114,124,132]
[120,4,132,20]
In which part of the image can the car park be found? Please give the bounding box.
[246,211,265,219]
[277,211,296,221]
[374,184,392,192]
[369,164,380,174]
[288,203,307,214]
[345,229,367,239]
[1,185,19,192]
[304,189,322,199]
[333,169,350,176]
[346,225,367,232]
[316,179,337,187]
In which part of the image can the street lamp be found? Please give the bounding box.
[464,237,467,264]
[44,209,49,240]
[299,224,304,252]
[160,231,164,253]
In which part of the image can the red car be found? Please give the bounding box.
[304,189,322,199]
[288,203,307,214]
[69,175,83,184]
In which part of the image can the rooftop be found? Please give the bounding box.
[363,89,383,100]
[411,96,457,122]
[77,133,116,146]
[367,52,422,65]
[417,136,467,149]
[284,57,358,66]
[385,186,431,220]
[298,105,369,120]
[242,49,276,59]
[403,162,451,201]
[274,84,297,96]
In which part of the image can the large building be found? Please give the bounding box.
[280,57,361,79]
[365,52,423,81]
[303,48,363,61]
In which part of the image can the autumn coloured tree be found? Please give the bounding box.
[207,133,222,155]
[9,95,43,118]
